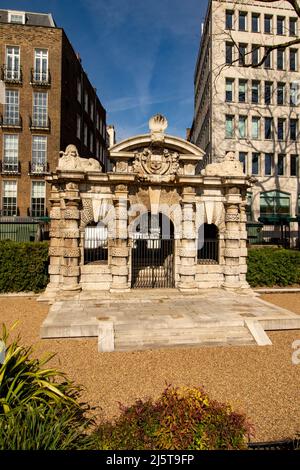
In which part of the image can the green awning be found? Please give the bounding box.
[258,215,293,224]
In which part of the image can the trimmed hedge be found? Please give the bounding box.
[247,247,300,287]
[0,241,49,293]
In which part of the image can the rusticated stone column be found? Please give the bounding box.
[61,182,82,292]
[47,184,64,293]
[178,186,198,292]
[223,187,244,289]
[239,194,250,288]
[110,184,130,292]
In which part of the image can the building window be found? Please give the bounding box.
[277,48,285,70]
[277,154,285,176]
[252,45,260,66]
[4,90,19,126]
[265,117,273,140]
[96,139,100,159]
[290,82,299,106]
[264,15,273,34]
[226,10,234,30]
[290,155,298,176]
[239,116,247,138]
[290,49,297,71]
[265,82,273,104]
[277,16,285,35]
[2,181,17,216]
[8,11,25,24]
[225,115,234,138]
[33,92,48,127]
[251,81,260,104]
[84,123,88,146]
[90,132,94,153]
[264,48,272,68]
[226,42,234,65]
[290,17,297,36]
[260,191,290,216]
[76,115,81,139]
[252,153,260,175]
[239,11,247,31]
[252,117,260,139]
[84,92,88,112]
[238,43,247,66]
[239,152,247,173]
[5,46,20,80]
[252,13,260,33]
[31,181,45,217]
[90,102,94,120]
[225,78,234,102]
[3,135,19,173]
[32,136,47,173]
[239,80,247,102]
[34,49,48,82]
[277,83,285,105]
[278,118,286,141]
[290,119,298,141]
[265,154,273,176]
[77,79,82,103]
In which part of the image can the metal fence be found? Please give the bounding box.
[248,439,299,451]
[197,239,219,264]
[0,217,49,242]
[84,225,108,264]
[247,222,291,248]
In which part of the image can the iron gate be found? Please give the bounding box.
[131,236,174,288]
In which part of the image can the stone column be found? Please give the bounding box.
[61,182,82,292]
[239,193,250,288]
[223,187,244,289]
[178,186,198,292]
[110,184,130,292]
[47,184,64,294]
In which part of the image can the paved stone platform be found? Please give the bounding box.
[40,289,300,352]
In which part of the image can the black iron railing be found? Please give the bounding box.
[1,66,23,84]
[0,114,22,129]
[29,116,51,131]
[29,161,49,175]
[248,439,299,451]
[84,226,108,264]
[30,69,51,87]
[197,239,219,264]
[0,161,21,175]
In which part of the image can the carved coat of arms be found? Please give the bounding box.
[133,148,180,183]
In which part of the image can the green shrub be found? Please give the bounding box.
[247,248,300,287]
[0,240,49,292]
[0,324,95,449]
[96,386,252,450]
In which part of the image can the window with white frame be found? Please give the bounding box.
[32,136,47,173]
[239,116,247,138]
[34,49,48,82]
[4,90,19,125]
[33,92,48,127]
[225,115,234,138]
[5,46,20,80]
[252,117,260,139]
[31,181,45,217]
[76,115,81,139]
[3,135,19,173]
[277,48,285,69]
[2,180,17,216]
[8,11,25,24]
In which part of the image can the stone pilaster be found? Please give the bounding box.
[110,185,130,292]
[61,183,82,292]
[47,184,64,293]
[178,186,198,292]
[223,187,245,289]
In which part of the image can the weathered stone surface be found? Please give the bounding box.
[111,247,129,257]
[62,266,80,277]
[62,230,80,239]
[50,208,61,219]
[111,266,129,276]
[224,248,241,258]
[64,209,80,220]
[64,248,81,258]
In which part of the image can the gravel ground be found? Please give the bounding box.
[0,293,300,442]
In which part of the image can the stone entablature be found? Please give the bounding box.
[44,115,253,297]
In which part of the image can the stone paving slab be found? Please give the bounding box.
[40,288,300,351]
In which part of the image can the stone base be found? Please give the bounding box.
[110,286,131,293]
[61,284,82,292]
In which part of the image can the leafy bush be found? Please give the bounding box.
[0,325,95,449]
[247,248,300,287]
[0,240,49,293]
[96,386,252,450]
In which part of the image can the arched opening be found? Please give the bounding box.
[84,221,108,265]
[197,224,219,264]
[131,212,174,288]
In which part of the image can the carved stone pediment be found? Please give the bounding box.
[58,145,102,172]
[133,148,180,183]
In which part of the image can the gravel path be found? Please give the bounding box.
[0,293,300,442]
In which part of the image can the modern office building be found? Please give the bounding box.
[0,9,107,218]
[190,0,300,235]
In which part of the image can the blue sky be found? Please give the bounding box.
[1,0,208,141]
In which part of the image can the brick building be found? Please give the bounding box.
[0,9,107,218]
